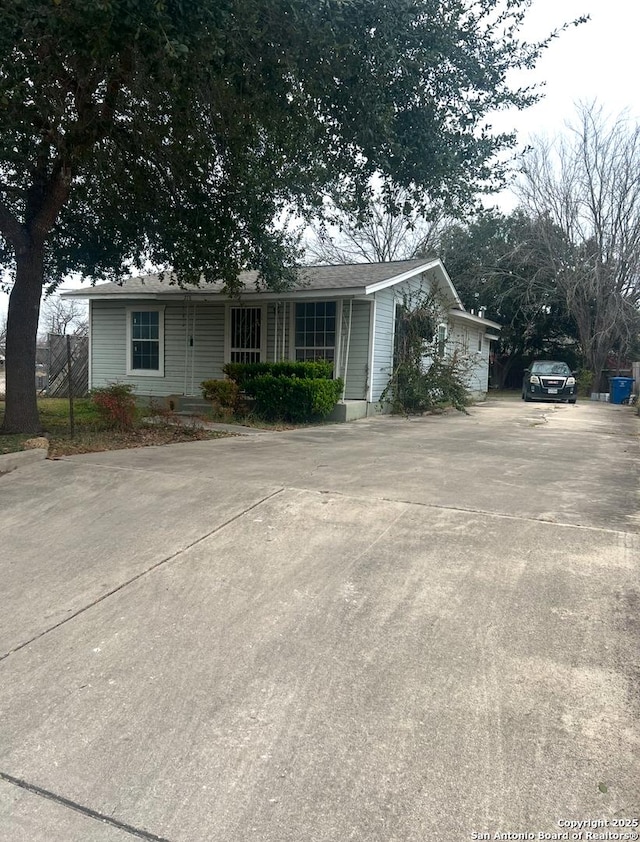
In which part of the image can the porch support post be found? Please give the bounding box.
[341,298,353,401]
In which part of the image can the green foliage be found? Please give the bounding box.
[0,0,571,289]
[200,379,240,411]
[389,355,470,414]
[438,209,581,387]
[223,361,333,389]
[421,355,471,412]
[385,290,470,413]
[0,0,585,432]
[246,376,343,422]
[575,368,593,397]
[90,383,137,429]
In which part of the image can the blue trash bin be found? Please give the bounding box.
[609,376,635,404]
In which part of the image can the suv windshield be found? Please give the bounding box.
[530,362,571,376]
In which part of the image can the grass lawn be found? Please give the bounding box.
[0,398,231,457]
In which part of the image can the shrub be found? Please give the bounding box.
[246,375,343,422]
[200,378,240,411]
[386,353,470,414]
[90,383,137,429]
[576,368,593,397]
[421,355,470,412]
[223,360,333,389]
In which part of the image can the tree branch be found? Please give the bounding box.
[0,199,28,254]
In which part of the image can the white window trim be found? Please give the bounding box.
[88,300,93,389]
[289,300,338,364]
[126,305,165,377]
[436,322,448,357]
[224,304,267,364]
[367,298,376,402]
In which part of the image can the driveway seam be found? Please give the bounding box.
[299,487,639,536]
[0,771,173,842]
[0,487,285,664]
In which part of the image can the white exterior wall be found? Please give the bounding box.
[89,282,492,403]
[370,288,395,402]
[90,299,226,397]
[342,300,371,400]
[371,272,432,402]
[443,319,490,398]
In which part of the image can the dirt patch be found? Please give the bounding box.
[47,424,232,458]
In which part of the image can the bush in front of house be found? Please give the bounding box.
[200,378,240,413]
[420,353,470,412]
[223,360,333,389]
[246,375,343,422]
[90,383,137,429]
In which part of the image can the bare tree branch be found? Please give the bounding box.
[518,102,640,384]
[305,184,447,264]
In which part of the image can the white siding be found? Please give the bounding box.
[188,302,226,393]
[90,301,127,389]
[371,273,433,402]
[342,300,371,400]
[447,320,489,397]
[266,302,290,362]
[91,300,226,397]
[371,288,395,402]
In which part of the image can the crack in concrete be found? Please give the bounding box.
[0,771,173,841]
[0,488,284,664]
[300,486,638,535]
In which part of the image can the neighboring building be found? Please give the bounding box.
[64,258,500,419]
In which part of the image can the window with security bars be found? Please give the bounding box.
[131,311,160,370]
[230,307,262,363]
[294,301,336,362]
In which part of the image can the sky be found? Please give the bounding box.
[488,0,640,208]
[1,0,639,318]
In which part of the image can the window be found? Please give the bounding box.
[127,308,164,376]
[294,301,336,361]
[229,307,262,363]
[436,323,447,357]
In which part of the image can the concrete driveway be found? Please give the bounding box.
[1,399,639,842]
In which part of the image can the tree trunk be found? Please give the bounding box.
[1,247,45,434]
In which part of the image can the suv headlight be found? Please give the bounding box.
[566,376,576,386]
[529,375,540,384]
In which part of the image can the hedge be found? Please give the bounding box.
[246,375,343,422]
[200,379,240,410]
[223,360,333,389]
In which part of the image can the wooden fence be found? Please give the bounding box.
[46,334,89,397]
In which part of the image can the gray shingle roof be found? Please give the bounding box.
[66,258,436,297]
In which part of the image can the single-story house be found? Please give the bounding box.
[64,258,500,419]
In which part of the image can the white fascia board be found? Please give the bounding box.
[64,287,369,303]
[61,289,161,300]
[219,288,367,302]
[448,308,501,331]
[364,259,465,311]
[363,260,440,295]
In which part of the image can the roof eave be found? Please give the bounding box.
[449,308,501,330]
[62,286,370,301]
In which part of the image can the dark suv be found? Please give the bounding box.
[522,361,577,403]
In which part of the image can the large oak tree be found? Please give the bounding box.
[0,0,577,432]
